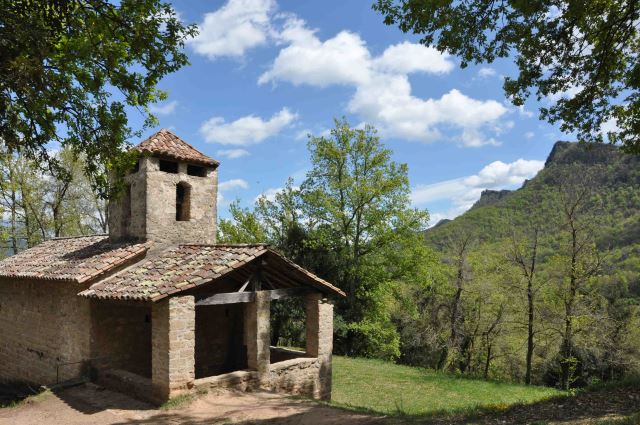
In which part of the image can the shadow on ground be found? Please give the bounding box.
[51,383,155,415]
[3,381,640,424]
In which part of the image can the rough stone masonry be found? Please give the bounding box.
[0,129,345,404]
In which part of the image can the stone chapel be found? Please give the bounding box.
[0,129,344,404]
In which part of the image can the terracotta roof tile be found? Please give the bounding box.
[0,236,149,284]
[136,129,218,166]
[80,244,345,301]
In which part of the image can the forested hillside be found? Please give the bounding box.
[3,120,638,391]
[406,141,640,388]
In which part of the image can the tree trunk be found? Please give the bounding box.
[484,343,492,379]
[525,282,534,385]
[560,227,578,390]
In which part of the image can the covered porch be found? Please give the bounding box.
[81,244,343,404]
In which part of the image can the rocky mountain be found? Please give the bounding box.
[426,141,640,253]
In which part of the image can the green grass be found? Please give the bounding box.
[331,356,564,418]
[0,389,50,409]
[160,392,198,410]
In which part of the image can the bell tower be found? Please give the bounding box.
[108,129,219,246]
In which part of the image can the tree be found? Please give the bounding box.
[0,146,106,251]
[373,0,640,154]
[217,200,267,244]
[506,195,551,385]
[220,119,429,359]
[302,119,423,322]
[0,0,197,191]
[438,228,475,371]
[552,166,603,389]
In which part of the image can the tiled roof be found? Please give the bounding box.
[0,236,149,284]
[136,129,219,167]
[80,244,345,301]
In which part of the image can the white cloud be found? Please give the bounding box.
[219,179,249,191]
[411,159,545,224]
[259,21,372,87]
[188,0,275,60]
[460,128,501,148]
[374,42,454,75]
[217,148,250,159]
[546,84,583,103]
[254,187,283,203]
[348,78,508,145]
[294,129,311,141]
[600,117,620,136]
[524,131,535,139]
[149,100,178,115]
[260,19,507,146]
[463,159,544,187]
[200,107,298,146]
[477,67,496,78]
[218,178,249,205]
[517,105,534,118]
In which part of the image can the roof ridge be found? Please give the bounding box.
[177,243,271,247]
[214,243,271,247]
[157,129,206,157]
[136,129,218,166]
[50,234,107,241]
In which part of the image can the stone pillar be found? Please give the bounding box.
[305,292,334,400]
[151,295,195,403]
[245,291,271,389]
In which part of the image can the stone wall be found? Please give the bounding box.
[145,157,217,246]
[244,291,271,389]
[270,358,321,397]
[305,293,334,400]
[108,156,218,246]
[108,157,148,241]
[0,279,91,385]
[151,295,195,402]
[90,301,152,377]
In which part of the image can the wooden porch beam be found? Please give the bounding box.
[196,287,313,306]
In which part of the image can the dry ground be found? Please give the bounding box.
[0,382,639,425]
[0,383,383,425]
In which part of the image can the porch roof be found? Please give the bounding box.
[78,244,345,301]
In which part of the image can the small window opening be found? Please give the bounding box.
[159,160,178,174]
[187,164,207,177]
[176,182,191,221]
[132,160,140,173]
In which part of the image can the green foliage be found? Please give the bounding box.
[416,142,640,387]
[217,200,268,244]
[0,0,197,192]
[0,146,106,252]
[335,317,401,360]
[373,0,640,153]
[219,118,429,359]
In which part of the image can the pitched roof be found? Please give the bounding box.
[136,129,219,167]
[79,244,345,301]
[0,236,149,284]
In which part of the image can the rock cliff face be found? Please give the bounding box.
[425,141,640,246]
[470,189,512,210]
[545,141,626,167]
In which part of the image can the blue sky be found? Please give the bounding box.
[132,0,566,225]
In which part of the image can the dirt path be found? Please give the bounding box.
[0,383,383,425]
[1,382,638,424]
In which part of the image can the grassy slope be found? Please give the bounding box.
[331,356,563,417]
